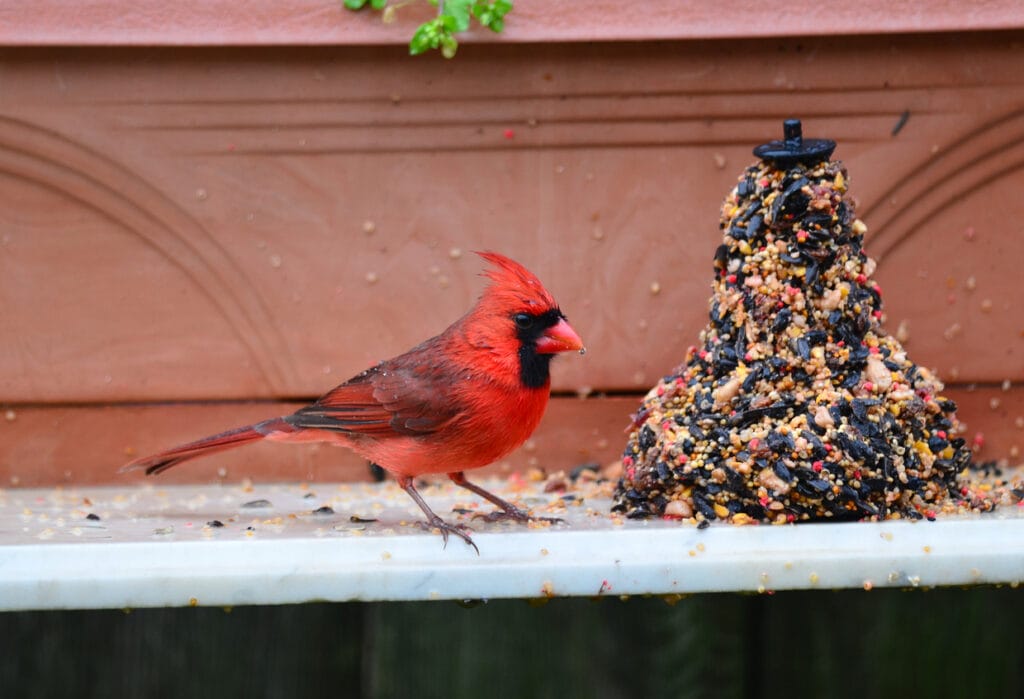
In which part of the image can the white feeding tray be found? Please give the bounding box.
[1,478,1022,611]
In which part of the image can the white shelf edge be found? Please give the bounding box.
[2,482,1021,611]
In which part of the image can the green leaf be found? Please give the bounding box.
[472,0,511,32]
[370,0,388,8]
[343,0,369,9]
[409,22,437,55]
[445,0,473,32]
[439,13,461,32]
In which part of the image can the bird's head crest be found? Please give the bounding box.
[475,251,558,312]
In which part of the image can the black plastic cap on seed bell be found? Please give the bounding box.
[753,119,836,168]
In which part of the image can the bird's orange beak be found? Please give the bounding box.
[535,317,585,355]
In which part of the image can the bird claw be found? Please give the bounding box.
[417,517,479,555]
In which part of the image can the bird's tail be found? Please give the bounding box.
[120,417,293,476]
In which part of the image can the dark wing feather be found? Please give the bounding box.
[288,348,463,438]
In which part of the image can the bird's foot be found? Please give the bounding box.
[417,516,479,555]
[473,504,563,525]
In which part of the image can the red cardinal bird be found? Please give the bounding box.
[122,252,584,551]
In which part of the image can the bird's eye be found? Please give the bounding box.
[513,313,534,329]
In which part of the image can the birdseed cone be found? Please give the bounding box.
[612,156,992,524]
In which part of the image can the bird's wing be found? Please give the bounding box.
[287,353,463,437]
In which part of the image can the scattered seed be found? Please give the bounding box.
[891,110,910,136]
[241,499,272,509]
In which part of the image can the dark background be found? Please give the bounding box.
[3,588,1021,698]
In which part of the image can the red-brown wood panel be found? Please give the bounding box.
[0,396,633,487]
[1,1,1021,45]
[2,388,1021,487]
[2,35,1024,482]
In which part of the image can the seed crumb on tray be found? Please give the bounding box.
[613,147,1021,525]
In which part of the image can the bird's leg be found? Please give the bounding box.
[448,471,563,525]
[396,473,478,554]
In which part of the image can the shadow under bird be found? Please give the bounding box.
[122,252,585,551]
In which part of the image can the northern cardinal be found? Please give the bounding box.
[123,252,584,551]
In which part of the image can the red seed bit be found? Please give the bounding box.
[972,432,986,449]
[503,128,515,140]
[812,460,823,472]
[869,346,880,354]
[856,273,867,284]
[864,381,875,392]
[726,274,737,284]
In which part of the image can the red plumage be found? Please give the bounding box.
[123,252,584,550]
